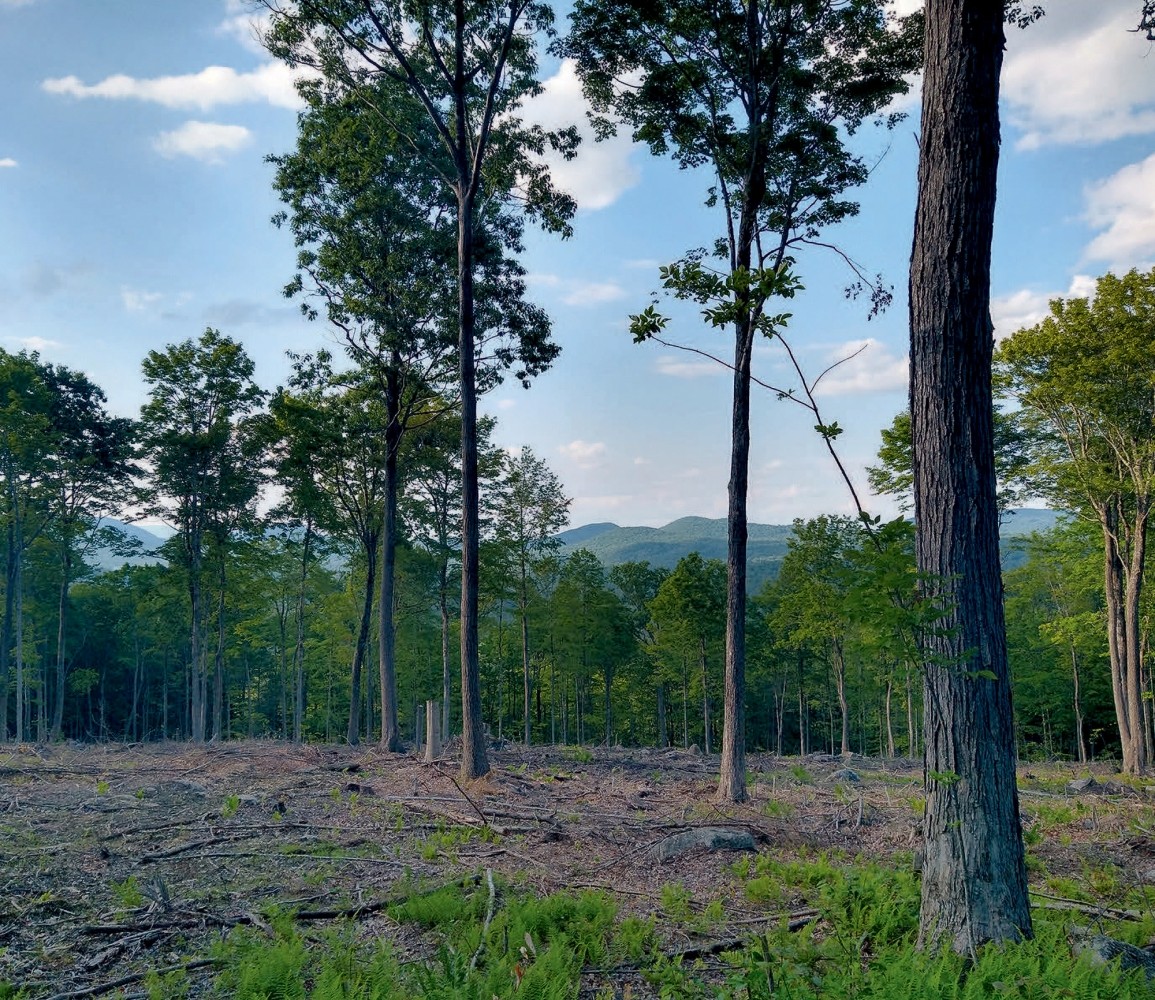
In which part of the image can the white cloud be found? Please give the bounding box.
[811,337,908,396]
[0,0,39,7]
[655,354,722,378]
[0,157,16,168]
[218,0,274,55]
[1083,152,1155,266]
[1003,7,1155,149]
[529,273,628,307]
[991,274,1100,340]
[4,335,61,351]
[559,439,607,468]
[43,61,303,111]
[521,58,640,211]
[121,287,164,313]
[561,281,626,306]
[154,121,253,163]
[495,398,516,411]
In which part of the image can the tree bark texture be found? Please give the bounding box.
[909,0,1032,952]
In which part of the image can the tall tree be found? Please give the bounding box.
[996,268,1155,775]
[0,350,54,740]
[264,0,575,779]
[271,352,390,746]
[564,0,920,801]
[908,0,1032,952]
[271,78,459,751]
[41,364,136,740]
[139,330,267,744]
[491,446,570,745]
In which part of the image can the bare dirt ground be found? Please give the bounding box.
[1,741,1152,999]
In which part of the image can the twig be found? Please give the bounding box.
[438,766,491,827]
[42,959,218,1000]
[1028,891,1142,921]
[469,869,496,971]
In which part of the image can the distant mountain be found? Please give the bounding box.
[558,516,794,593]
[558,508,1060,592]
[88,519,168,572]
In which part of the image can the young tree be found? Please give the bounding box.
[264,0,575,779]
[908,0,1032,952]
[996,268,1155,775]
[647,553,726,753]
[491,446,570,745]
[139,330,267,743]
[564,0,920,801]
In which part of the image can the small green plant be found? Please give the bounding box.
[111,875,144,909]
[659,882,693,922]
[762,797,794,819]
[220,794,240,819]
[789,764,812,784]
[135,787,145,801]
[95,779,110,795]
[564,744,593,764]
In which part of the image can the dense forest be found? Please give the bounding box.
[0,329,1139,766]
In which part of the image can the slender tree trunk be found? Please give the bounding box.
[1071,644,1087,764]
[700,637,710,754]
[348,533,379,746]
[520,563,531,746]
[188,525,205,743]
[379,364,403,752]
[909,0,1031,951]
[834,642,850,757]
[440,564,451,736]
[14,522,24,744]
[0,502,14,740]
[212,554,227,741]
[885,679,896,759]
[293,522,312,744]
[657,682,667,748]
[51,546,72,740]
[1101,507,1138,770]
[1122,506,1149,773]
[603,665,612,745]
[457,178,488,779]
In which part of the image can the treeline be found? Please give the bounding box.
[0,340,1126,763]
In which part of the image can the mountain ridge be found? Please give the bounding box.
[557,508,1060,592]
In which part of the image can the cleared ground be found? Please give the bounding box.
[1,741,1151,998]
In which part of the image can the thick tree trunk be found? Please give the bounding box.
[379,364,402,752]
[1101,505,1141,771]
[1122,506,1149,772]
[440,566,451,737]
[909,0,1031,952]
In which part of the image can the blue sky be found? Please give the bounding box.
[1,1,1153,530]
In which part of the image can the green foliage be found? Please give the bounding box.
[110,875,144,909]
[659,882,694,922]
[221,794,241,819]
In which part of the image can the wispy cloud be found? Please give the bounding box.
[43,61,302,112]
[4,335,61,351]
[121,287,164,313]
[559,439,607,469]
[811,338,907,396]
[0,157,16,168]
[218,0,274,55]
[154,121,253,163]
[655,355,721,379]
[529,273,628,307]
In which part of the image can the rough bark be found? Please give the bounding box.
[347,531,378,746]
[909,0,1032,952]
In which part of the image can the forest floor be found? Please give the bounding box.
[2,741,1154,998]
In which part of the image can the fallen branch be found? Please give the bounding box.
[469,869,496,971]
[42,958,218,1000]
